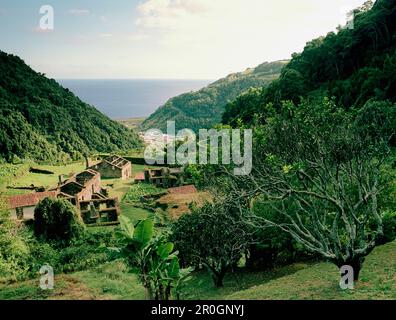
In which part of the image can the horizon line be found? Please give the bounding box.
[56,78,215,81]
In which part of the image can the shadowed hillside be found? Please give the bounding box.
[0,51,142,163]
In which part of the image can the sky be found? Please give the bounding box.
[0,0,368,79]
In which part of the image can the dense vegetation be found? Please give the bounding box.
[141,60,288,132]
[1,0,395,301]
[0,199,119,282]
[34,198,86,245]
[197,0,396,283]
[0,51,142,163]
[171,201,252,287]
[222,0,396,126]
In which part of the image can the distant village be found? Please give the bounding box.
[7,154,191,226]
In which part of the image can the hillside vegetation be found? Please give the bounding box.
[0,51,142,163]
[1,240,394,300]
[140,60,288,132]
[222,0,396,125]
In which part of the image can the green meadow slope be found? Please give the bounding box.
[1,240,394,300]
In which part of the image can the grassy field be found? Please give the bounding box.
[0,161,87,196]
[157,191,212,219]
[116,118,146,130]
[1,240,394,300]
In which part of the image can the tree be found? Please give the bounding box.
[224,99,394,281]
[34,198,85,244]
[115,217,190,300]
[171,201,252,287]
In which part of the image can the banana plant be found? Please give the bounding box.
[115,216,191,300]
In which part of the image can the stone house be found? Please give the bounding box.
[7,191,58,221]
[7,169,120,225]
[144,167,184,188]
[88,155,132,180]
[57,169,120,225]
[58,169,101,204]
[79,198,120,225]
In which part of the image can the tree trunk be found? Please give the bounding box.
[212,273,224,287]
[336,257,364,282]
[211,268,227,288]
[144,286,154,300]
[349,259,363,281]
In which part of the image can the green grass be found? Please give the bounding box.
[0,162,31,195]
[122,183,166,203]
[0,161,87,196]
[2,241,394,300]
[102,164,149,201]
[120,203,152,223]
[72,261,145,300]
[224,240,396,300]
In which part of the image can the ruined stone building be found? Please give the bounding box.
[143,167,184,188]
[7,169,120,225]
[56,169,120,224]
[88,155,132,180]
[57,169,101,204]
[7,191,58,220]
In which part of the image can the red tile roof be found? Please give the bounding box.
[7,191,58,209]
[134,172,145,181]
[168,185,197,195]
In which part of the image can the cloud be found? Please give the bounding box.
[99,15,108,23]
[134,0,369,51]
[130,0,368,78]
[124,33,150,41]
[136,0,210,29]
[99,33,113,38]
[32,27,53,34]
[68,9,90,16]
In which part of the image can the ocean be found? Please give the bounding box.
[58,79,211,119]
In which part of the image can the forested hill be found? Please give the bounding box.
[140,60,288,132]
[222,0,396,126]
[0,51,142,163]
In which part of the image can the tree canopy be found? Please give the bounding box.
[0,51,142,163]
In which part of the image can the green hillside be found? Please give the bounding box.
[0,51,142,163]
[140,60,288,132]
[1,240,394,300]
[222,0,396,126]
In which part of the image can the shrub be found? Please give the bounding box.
[380,211,396,244]
[0,201,31,282]
[246,199,315,270]
[171,201,252,287]
[116,217,190,300]
[34,198,85,245]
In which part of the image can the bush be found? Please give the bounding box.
[171,202,252,287]
[0,201,31,282]
[246,198,316,271]
[34,198,85,245]
[380,211,396,244]
[1,198,119,282]
[57,229,118,272]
